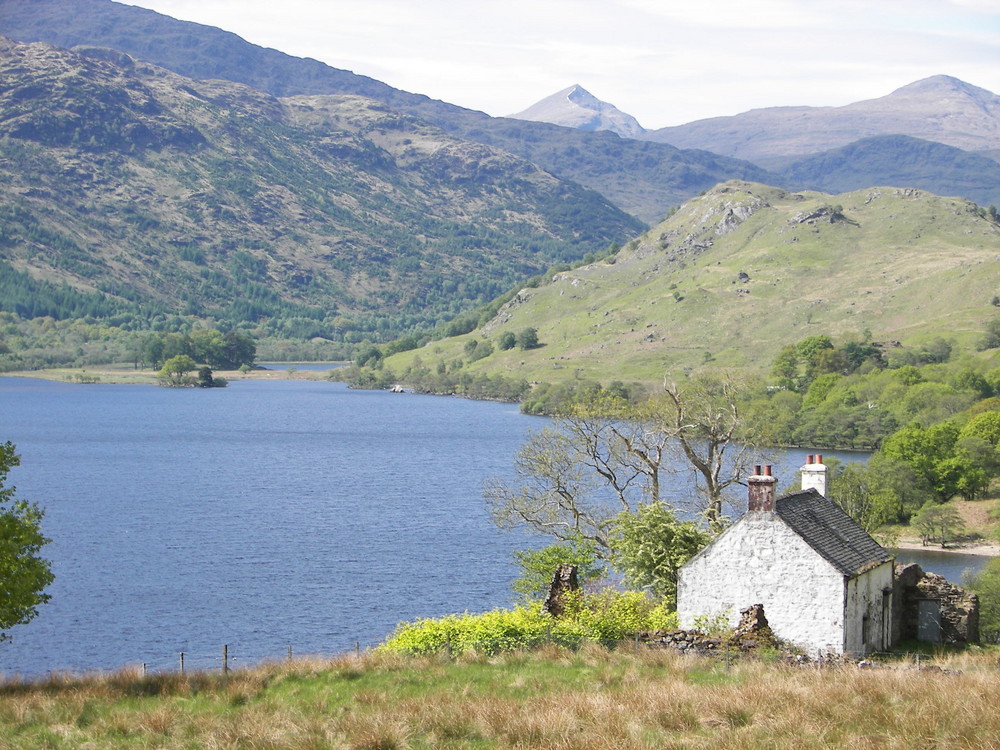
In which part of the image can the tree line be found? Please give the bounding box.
[134,329,256,371]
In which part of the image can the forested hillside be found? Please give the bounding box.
[0,38,641,343]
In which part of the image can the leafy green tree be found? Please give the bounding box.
[959,411,1000,447]
[770,344,800,390]
[881,422,967,502]
[610,502,709,604]
[161,332,192,361]
[862,453,934,522]
[196,366,214,388]
[220,330,256,369]
[912,502,966,547]
[0,442,54,640]
[190,329,225,368]
[965,558,1000,643]
[516,327,539,350]
[354,345,383,368]
[827,461,896,533]
[510,539,606,600]
[158,354,198,385]
[950,368,993,399]
[497,331,517,351]
[978,316,1000,351]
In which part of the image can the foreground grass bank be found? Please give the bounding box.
[2,646,998,749]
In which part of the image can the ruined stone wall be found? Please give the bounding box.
[893,563,979,645]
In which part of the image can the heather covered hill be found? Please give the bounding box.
[0,38,642,337]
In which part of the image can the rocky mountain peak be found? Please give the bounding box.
[509,84,645,138]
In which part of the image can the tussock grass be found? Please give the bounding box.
[0,648,999,748]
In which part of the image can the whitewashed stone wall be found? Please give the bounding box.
[677,512,847,656]
[844,562,894,655]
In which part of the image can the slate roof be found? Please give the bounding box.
[775,489,893,577]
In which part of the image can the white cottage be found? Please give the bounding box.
[677,459,894,657]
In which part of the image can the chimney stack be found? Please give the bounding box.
[748,465,778,512]
[800,454,828,497]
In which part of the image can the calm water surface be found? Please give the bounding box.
[0,377,988,677]
[0,378,537,676]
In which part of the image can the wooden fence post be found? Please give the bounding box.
[179,652,185,675]
[223,644,229,674]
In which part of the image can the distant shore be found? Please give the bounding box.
[0,365,337,385]
[892,538,1000,558]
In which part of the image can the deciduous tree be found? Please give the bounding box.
[485,372,762,567]
[660,373,765,531]
[158,354,198,385]
[0,442,53,640]
[610,502,709,604]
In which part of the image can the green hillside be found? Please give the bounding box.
[0,38,641,340]
[383,182,1000,385]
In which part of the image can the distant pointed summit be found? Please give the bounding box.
[509,85,645,138]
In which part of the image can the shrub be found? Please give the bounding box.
[497,331,517,351]
[511,540,606,600]
[380,591,678,656]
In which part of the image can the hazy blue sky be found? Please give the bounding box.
[124,0,999,128]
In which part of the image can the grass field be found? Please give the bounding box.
[2,645,998,749]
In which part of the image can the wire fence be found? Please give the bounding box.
[120,641,369,678]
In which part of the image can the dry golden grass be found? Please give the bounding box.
[1,648,999,749]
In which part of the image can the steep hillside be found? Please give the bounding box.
[385,183,1000,384]
[644,76,1000,162]
[780,135,1000,207]
[508,85,646,138]
[0,0,779,223]
[0,39,642,337]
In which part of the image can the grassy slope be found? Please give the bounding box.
[386,182,1000,387]
[1,647,998,748]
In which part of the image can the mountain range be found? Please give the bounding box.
[3,1,997,215]
[0,0,778,224]
[0,0,998,354]
[509,76,1000,206]
[642,75,1000,162]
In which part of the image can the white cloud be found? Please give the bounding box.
[124,0,1000,127]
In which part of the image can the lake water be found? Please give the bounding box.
[0,377,989,677]
[0,377,540,677]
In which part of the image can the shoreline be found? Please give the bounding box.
[0,366,336,385]
[892,538,1000,558]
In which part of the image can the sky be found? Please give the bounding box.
[123,0,1000,129]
